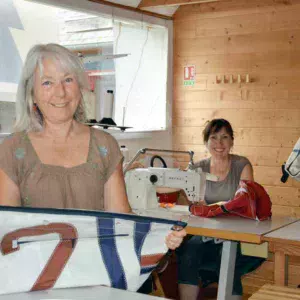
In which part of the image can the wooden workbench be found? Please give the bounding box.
[263,220,300,286]
[136,207,297,300]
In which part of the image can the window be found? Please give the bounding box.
[0,0,170,133]
[114,23,168,131]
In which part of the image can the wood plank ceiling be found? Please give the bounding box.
[88,0,219,19]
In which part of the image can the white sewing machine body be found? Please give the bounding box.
[125,167,207,210]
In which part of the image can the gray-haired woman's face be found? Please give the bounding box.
[33,58,81,125]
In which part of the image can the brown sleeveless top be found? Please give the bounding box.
[0,128,122,210]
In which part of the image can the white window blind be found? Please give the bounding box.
[113,23,168,131]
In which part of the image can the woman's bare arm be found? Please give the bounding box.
[240,164,254,181]
[0,169,21,206]
[104,162,132,213]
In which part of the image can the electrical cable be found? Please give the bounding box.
[150,155,167,168]
[123,26,150,125]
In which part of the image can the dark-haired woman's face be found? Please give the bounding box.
[206,127,233,158]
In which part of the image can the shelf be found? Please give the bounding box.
[0,99,15,103]
[0,92,16,102]
[0,133,11,137]
[87,71,115,77]
[83,53,129,63]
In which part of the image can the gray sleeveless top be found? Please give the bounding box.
[194,154,251,204]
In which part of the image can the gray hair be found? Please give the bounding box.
[14,43,90,132]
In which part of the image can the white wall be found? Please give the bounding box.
[0,0,61,132]
[11,0,60,61]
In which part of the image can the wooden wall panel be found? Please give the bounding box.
[173,0,300,215]
[174,72,300,92]
[174,30,300,57]
[174,89,300,109]
[175,8,300,39]
[173,145,291,167]
[174,0,300,21]
[174,108,300,128]
[174,52,300,73]
[174,128,299,149]
[266,186,300,206]
[173,0,300,293]
[194,13,271,37]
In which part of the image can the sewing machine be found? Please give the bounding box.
[124,148,218,210]
[125,167,210,210]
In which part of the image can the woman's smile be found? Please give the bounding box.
[50,102,68,108]
[214,148,225,152]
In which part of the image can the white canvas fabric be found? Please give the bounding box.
[0,206,185,295]
[283,137,300,181]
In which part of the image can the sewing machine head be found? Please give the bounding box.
[125,167,214,210]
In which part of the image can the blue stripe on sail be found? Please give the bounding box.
[134,222,154,274]
[97,217,127,289]
[134,222,151,258]
[141,266,156,275]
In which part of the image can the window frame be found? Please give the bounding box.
[29,0,174,137]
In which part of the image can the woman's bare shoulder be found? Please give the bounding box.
[194,157,210,168]
[1,132,25,147]
[231,154,251,165]
[91,127,118,145]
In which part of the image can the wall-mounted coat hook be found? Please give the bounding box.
[216,74,252,84]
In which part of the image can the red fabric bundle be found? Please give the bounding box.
[190,180,272,220]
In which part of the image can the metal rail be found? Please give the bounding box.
[123,148,195,174]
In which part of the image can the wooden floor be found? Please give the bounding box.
[249,284,300,299]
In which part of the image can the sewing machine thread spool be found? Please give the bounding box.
[120,145,129,163]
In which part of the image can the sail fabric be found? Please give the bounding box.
[190,180,272,221]
[281,137,300,182]
[0,206,185,295]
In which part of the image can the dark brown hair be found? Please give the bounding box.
[202,118,234,143]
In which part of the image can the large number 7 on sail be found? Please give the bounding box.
[1,223,78,291]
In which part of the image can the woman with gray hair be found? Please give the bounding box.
[14,43,88,132]
[0,43,131,213]
[0,43,185,250]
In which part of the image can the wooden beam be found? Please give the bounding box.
[88,0,173,20]
[138,0,219,8]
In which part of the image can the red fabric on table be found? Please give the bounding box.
[189,180,272,221]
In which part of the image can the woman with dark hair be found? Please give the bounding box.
[177,118,264,300]
[198,118,253,205]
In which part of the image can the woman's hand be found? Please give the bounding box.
[197,199,206,205]
[165,227,187,250]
